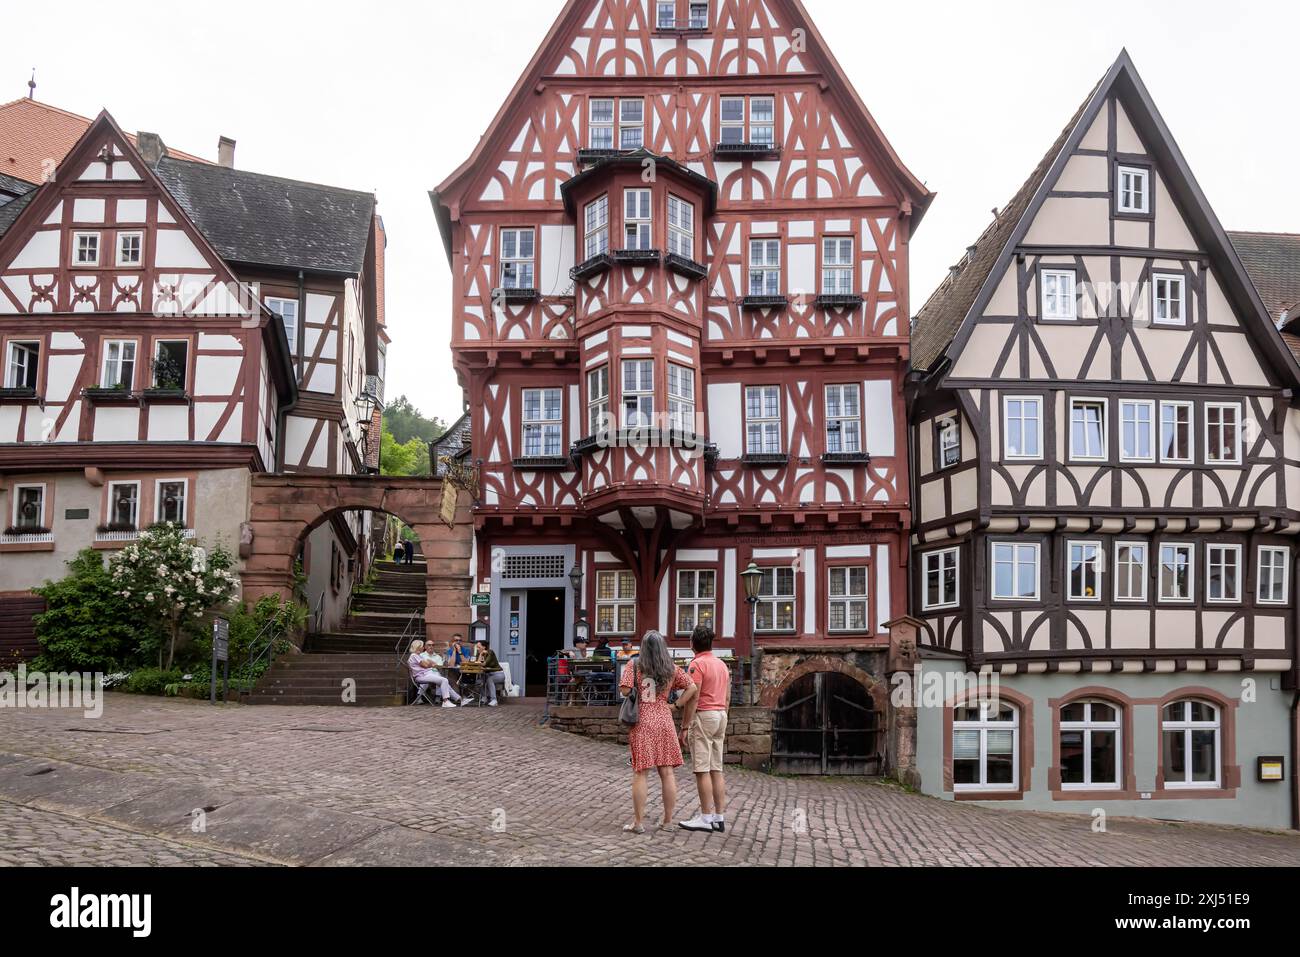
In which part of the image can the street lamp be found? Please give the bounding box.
[568,561,587,651]
[741,562,763,704]
[468,615,489,652]
[568,562,584,600]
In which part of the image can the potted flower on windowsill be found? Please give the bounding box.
[3,525,50,537]
[96,522,139,535]
[143,356,188,401]
[84,380,136,403]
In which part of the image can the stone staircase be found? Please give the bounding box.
[247,556,425,707]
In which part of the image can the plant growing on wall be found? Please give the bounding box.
[110,523,240,670]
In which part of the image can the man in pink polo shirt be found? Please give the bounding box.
[677,624,731,834]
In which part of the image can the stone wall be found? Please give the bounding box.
[549,706,773,770]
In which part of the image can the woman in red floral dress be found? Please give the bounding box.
[620,631,694,833]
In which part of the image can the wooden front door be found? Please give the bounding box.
[771,673,881,776]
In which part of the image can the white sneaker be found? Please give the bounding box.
[441,701,457,709]
[487,700,499,707]
[678,814,714,833]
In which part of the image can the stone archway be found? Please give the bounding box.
[242,475,474,644]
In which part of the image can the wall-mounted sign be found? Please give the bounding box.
[439,484,459,529]
[470,593,491,607]
[64,508,90,521]
[1258,756,1285,782]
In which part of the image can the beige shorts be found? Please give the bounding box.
[689,710,728,773]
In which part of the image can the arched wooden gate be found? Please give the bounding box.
[771,672,882,776]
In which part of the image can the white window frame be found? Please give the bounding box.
[73,231,100,266]
[687,0,709,29]
[1113,542,1148,603]
[675,569,716,636]
[1152,273,1186,326]
[1118,399,1155,464]
[4,339,40,391]
[936,414,961,470]
[1060,700,1123,790]
[584,196,610,261]
[922,547,960,611]
[154,478,188,526]
[618,98,645,151]
[100,339,136,390]
[1158,542,1194,603]
[1257,545,1290,606]
[1040,268,1077,321]
[748,95,775,147]
[656,0,676,29]
[266,297,299,359]
[952,700,1020,793]
[1204,402,1242,466]
[108,480,141,529]
[1205,544,1243,604]
[821,237,854,296]
[521,388,564,458]
[1159,400,1194,465]
[12,483,46,530]
[744,385,782,455]
[623,188,653,250]
[152,339,189,391]
[1117,165,1150,214]
[1069,397,1108,462]
[588,98,615,151]
[499,228,536,290]
[595,570,637,636]
[824,384,862,455]
[116,231,143,267]
[1002,396,1043,461]
[667,194,695,259]
[1161,700,1221,789]
[748,238,781,296]
[991,542,1040,602]
[621,359,655,429]
[667,363,695,433]
[587,365,610,435]
[754,566,797,634]
[827,565,870,633]
[719,96,746,145]
[1067,540,1103,603]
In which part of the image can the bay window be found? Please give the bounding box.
[622,359,655,428]
[667,194,694,259]
[587,365,610,435]
[584,196,609,260]
[667,363,695,432]
[623,189,652,250]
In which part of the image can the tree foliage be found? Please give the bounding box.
[383,395,447,446]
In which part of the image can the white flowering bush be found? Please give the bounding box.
[110,523,239,670]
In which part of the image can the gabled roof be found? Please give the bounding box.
[911,50,1300,387]
[559,149,718,216]
[430,0,934,264]
[1229,231,1300,325]
[155,157,376,277]
[0,170,33,199]
[0,97,208,185]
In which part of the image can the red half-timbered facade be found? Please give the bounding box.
[434,0,931,693]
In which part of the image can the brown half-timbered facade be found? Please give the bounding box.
[907,52,1299,829]
[433,0,931,718]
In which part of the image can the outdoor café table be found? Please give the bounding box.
[568,658,617,705]
[458,662,487,705]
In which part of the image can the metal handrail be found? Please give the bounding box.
[311,592,325,634]
[245,611,292,676]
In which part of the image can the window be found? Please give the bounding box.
[1003,397,1042,460]
[1159,401,1193,464]
[156,479,187,525]
[656,0,675,28]
[1205,403,1241,465]
[108,482,140,529]
[101,340,136,390]
[623,189,652,250]
[824,384,861,454]
[1114,543,1148,602]
[116,231,143,266]
[622,359,654,428]
[745,385,782,454]
[619,98,644,150]
[596,570,637,635]
[1206,544,1242,603]
[587,97,644,151]
[922,548,959,611]
[667,363,695,432]
[1258,546,1289,605]
[720,96,746,145]
[584,196,609,260]
[521,388,563,457]
[828,566,869,632]
[749,96,775,147]
[266,297,299,358]
[13,485,45,530]
[667,195,694,259]
[1067,541,1102,602]
[754,567,796,633]
[720,95,775,147]
[589,98,615,150]
[821,238,854,295]
[953,700,1019,792]
[1059,700,1122,789]
[587,365,610,435]
[152,340,188,391]
[1069,398,1107,461]
[1040,268,1077,321]
[74,232,100,266]
[676,569,715,634]
[1153,274,1185,325]
[4,340,39,391]
[1119,400,1154,463]
[500,228,535,290]
[1117,165,1149,214]
[748,239,781,296]
[991,542,1039,601]
[936,414,961,470]
[688,1,709,29]
[1161,700,1220,788]
[1159,543,1193,602]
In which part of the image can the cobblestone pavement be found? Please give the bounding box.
[0,694,1297,867]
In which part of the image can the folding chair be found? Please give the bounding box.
[409,674,439,707]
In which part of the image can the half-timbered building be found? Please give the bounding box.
[907,52,1299,828]
[0,108,387,635]
[433,0,932,743]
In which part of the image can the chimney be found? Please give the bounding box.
[136,132,167,167]
[218,136,236,169]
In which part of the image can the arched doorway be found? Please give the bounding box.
[771,672,882,776]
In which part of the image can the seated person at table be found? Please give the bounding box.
[407,640,464,708]
[445,633,474,667]
[617,639,636,660]
[564,637,593,659]
[593,639,614,659]
[474,640,508,707]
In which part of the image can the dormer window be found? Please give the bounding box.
[74,232,100,266]
[1117,164,1150,214]
[500,228,535,289]
[623,189,652,250]
[667,195,695,259]
[584,196,609,259]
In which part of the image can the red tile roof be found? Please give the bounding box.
[0,98,209,184]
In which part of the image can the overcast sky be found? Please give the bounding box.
[16,0,1300,424]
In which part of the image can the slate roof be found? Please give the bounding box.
[1228,231,1300,326]
[0,190,35,237]
[909,83,1100,373]
[0,171,34,199]
[155,157,376,276]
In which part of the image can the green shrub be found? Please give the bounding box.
[185,595,304,686]
[124,668,185,696]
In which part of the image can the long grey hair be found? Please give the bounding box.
[636,631,676,691]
